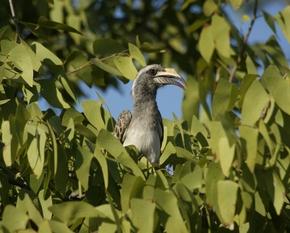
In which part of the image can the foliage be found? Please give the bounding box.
[0,0,290,232]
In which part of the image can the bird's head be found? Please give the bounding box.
[132,64,185,98]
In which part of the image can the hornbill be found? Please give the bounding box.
[114,64,185,166]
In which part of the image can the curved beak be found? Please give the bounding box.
[154,68,185,89]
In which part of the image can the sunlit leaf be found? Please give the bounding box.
[263,65,290,115]
[211,14,232,58]
[217,180,238,225]
[113,56,137,80]
[2,205,29,232]
[32,42,63,65]
[275,6,290,43]
[218,137,235,177]
[1,120,12,166]
[129,43,146,67]
[241,80,269,126]
[49,201,105,224]
[9,43,34,86]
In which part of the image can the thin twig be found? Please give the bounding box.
[66,49,128,76]
[238,0,259,65]
[66,60,92,76]
[8,0,20,41]
[8,0,15,17]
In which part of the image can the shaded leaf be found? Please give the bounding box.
[121,174,145,213]
[130,199,155,233]
[240,126,258,172]
[198,25,214,63]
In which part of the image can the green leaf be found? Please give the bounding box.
[27,129,46,178]
[218,137,235,177]
[240,126,258,172]
[1,205,29,232]
[93,38,125,56]
[198,25,214,63]
[211,14,232,58]
[205,163,224,207]
[165,215,188,233]
[272,172,285,215]
[254,192,266,216]
[275,6,290,43]
[40,80,71,109]
[38,220,52,233]
[207,121,227,156]
[128,43,146,66]
[180,165,202,191]
[76,147,93,190]
[82,100,105,129]
[60,76,76,101]
[97,129,126,156]
[1,120,12,166]
[121,174,145,213]
[130,199,155,233]
[94,148,109,189]
[32,42,63,65]
[155,189,188,233]
[93,58,122,76]
[47,122,58,175]
[217,180,238,225]
[203,0,217,16]
[38,190,52,220]
[97,129,144,178]
[229,0,243,9]
[9,43,34,86]
[212,78,232,119]
[37,17,81,34]
[113,56,138,80]
[17,194,43,227]
[160,141,176,165]
[49,220,74,233]
[263,11,276,32]
[262,65,290,115]
[49,201,105,224]
[241,79,269,126]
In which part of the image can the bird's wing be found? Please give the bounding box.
[114,110,132,143]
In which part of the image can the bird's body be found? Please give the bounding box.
[114,64,185,166]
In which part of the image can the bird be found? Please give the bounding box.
[114,64,185,166]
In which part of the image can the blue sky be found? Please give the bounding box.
[39,1,290,119]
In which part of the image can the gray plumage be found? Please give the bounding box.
[114,64,185,166]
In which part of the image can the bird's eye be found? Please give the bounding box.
[148,68,157,76]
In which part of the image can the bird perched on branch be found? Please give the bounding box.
[114,64,185,166]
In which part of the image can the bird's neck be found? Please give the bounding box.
[133,92,159,115]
